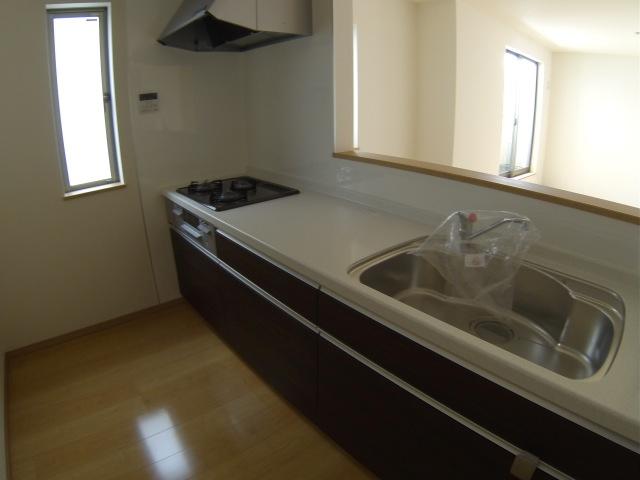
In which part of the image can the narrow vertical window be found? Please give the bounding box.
[500,50,539,178]
[47,6,122,193]
[353,23,359,150]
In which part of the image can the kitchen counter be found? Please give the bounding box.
[165,188,640,448]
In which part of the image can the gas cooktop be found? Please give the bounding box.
[176,176,299,211]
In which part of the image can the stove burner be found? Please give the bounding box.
[214,190,244,203]
[231,179,256,191]
[177,176,299,212]
[188,180,221,193]
[211,180,223,193]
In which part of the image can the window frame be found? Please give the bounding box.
[47,5,122,194]
[500,49,540,179]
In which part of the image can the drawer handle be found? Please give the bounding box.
[180,223,203,240]
[510,452,540,480]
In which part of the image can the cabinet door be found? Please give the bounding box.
[171,230,226,331]
[172,228,317,420]
[215,231,318,322]
[217,263,318,421]
[319,293,640,480]
[318,338,515,479]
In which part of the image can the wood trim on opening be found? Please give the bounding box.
[334,150,640,225]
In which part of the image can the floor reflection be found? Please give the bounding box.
[150,451,192,480]
[137,410,192,479]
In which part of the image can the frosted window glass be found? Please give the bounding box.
[514,59,538,172]
[499,53,519,174]
[499,51,539,177]
[51,14,115,188]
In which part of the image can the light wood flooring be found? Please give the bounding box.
[6,301,373,479]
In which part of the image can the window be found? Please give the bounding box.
[499,50,539,178]
[353,23,359,150]
[47,6,122,194]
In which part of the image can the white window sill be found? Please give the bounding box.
[513,171,536,181]
[63,182,126,200]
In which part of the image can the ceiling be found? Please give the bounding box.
[461,0,640,55]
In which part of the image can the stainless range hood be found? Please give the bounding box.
[158,0,312,52]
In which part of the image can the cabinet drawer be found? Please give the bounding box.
[218,262,318,421]
[171,229,225,330]
[216,231,318,322]
[318,292,639,480]
[318,338,515,479]
[172,229,317,419]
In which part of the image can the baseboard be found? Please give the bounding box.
[6,298,186,360]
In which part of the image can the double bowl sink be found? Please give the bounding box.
[350,238,624,380]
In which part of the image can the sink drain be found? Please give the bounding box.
[472,320,515,344]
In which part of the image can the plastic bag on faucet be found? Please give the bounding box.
[412,211,540,311]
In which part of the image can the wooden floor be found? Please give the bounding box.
[6,301,373,480]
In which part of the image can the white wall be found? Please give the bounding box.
[125,0,249,302]
[417,0,457,165]
[353,0,457,165]
[0,1,248,473]
[353,0,419,158]
[453,0,551,180]
[543,53,640,207]
[0,0,156,465]
[352,0,552,176]
[0,0,248,353]
[248,0,639,275]
[0,0,158,351]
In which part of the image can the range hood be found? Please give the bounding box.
[158,0,312,52]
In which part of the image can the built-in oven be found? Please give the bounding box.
[167,201,216,254]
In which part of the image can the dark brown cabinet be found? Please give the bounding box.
[171,230,226,331]
[317,337,516,479]
[318,292,640,480]
[172,226,639,480]
[216,231,318,323]
[216,264,318,420]
[171,229,318,420]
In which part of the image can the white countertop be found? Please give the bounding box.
[165,188,640,448]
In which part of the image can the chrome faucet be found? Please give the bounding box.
[457,212,530,241]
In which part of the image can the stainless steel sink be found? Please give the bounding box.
[350,238,624,380]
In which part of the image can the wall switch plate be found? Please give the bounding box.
[138,92,159,113]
